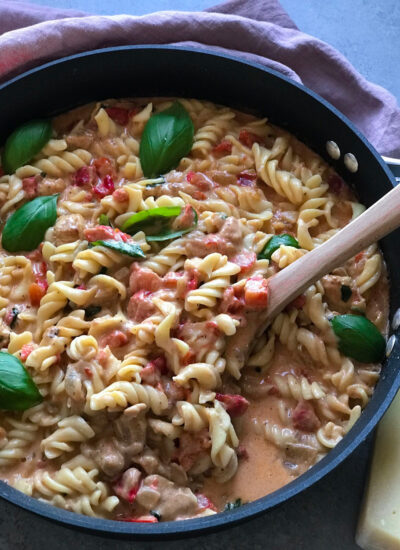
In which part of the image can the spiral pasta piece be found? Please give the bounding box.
[89,382,168,414]
[41,415,95,459]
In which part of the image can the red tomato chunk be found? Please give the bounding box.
[231,251,256,272]
[244,276,269,308]
[20,344,34,362]
[239,129,263,147]
[105,107,130,126]
[212,140,232,155]
[93,175,115,198]
[215,393,249,417]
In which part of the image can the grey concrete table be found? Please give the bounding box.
[1,2,399,549]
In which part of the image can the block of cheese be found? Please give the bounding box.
[357,391,400,550]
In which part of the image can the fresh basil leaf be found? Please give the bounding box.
[84,305,102,320]
[145,177,166,188]
[2,119,52,174]
[0,352,42,411]
[146,207,198,241]
[2,194,58,252]
[146,227,194,242]
[99,214,112,226]
[258,234,299,260]
[139,102,194,177]
[9,307,20,329]
[91,239,146,258]
[223,499,243,512]
[340,285,352,302]
[121,206,182,234]
[331,314,385,363]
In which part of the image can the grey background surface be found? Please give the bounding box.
[1,1,399,549]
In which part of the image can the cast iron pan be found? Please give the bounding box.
[0,46,399,540]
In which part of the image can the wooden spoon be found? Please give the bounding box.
[226,182,400,372]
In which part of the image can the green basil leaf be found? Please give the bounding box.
[258,234,300,260]
[2,119,52,174]
[84,305,102,320]
[121,206,182,234]
[146,207,198,242]
[331,314,386,363]
[2,194,58,252]
[224,499,243,512]
[145,177,166,188]
[139,102,194,177]
[340,285,352,302]
[0,352,42,411]
[146,227,193,242]
[99,214,112,226]
[91,239,146,258]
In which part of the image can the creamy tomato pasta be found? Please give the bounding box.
[0,98,388,522]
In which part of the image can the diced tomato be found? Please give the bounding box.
[92,157,114,178]
[163,271,184,287]
[231,251,256,272]
[205,320,220,335]
[84,225,130,243]
[193,190,206,200]
[25,248,43,262]
[141,364,159,386]
[105,107,130,126]
[33,261,47,280]
[84,225,115,242]
[112,188,129,202]
[127,290,156,322]
[237,445,249,460]
[186,171,195,183]
[327,173,345,195]
[239,129,263,148]
[196,494,217,511]
[189,172,215,191]
[100,330,128,348]
[186,277,198,292]
[182,350,196,366]
[173,205,196,232]
[236,171,257,187]
[220,286,245,314]
[20,344,34,362]
[93,175,115,198]
[119,515,158,523]
[74,165,95,186]
[84,366,93,378]
[244,276,269,308]
[292,401,320,432]
[151,355,168,375]
[212,140,232,155]
[29,282,47,306]
[290,294,306,309]
[128,486,139,503]
[129,263,163,294]
[216,393,249,417]
[22,176,39,198]
[355,252,364,263]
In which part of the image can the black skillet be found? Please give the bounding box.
[0,46,399,540]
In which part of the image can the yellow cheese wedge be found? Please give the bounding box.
[357,391,400,549]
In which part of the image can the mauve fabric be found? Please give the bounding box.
[0,0,399,156]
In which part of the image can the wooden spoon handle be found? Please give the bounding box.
[262,182,400,330]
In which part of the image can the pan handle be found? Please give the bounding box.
[382,155,400,185]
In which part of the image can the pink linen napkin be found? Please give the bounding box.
[0,0,399,157]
